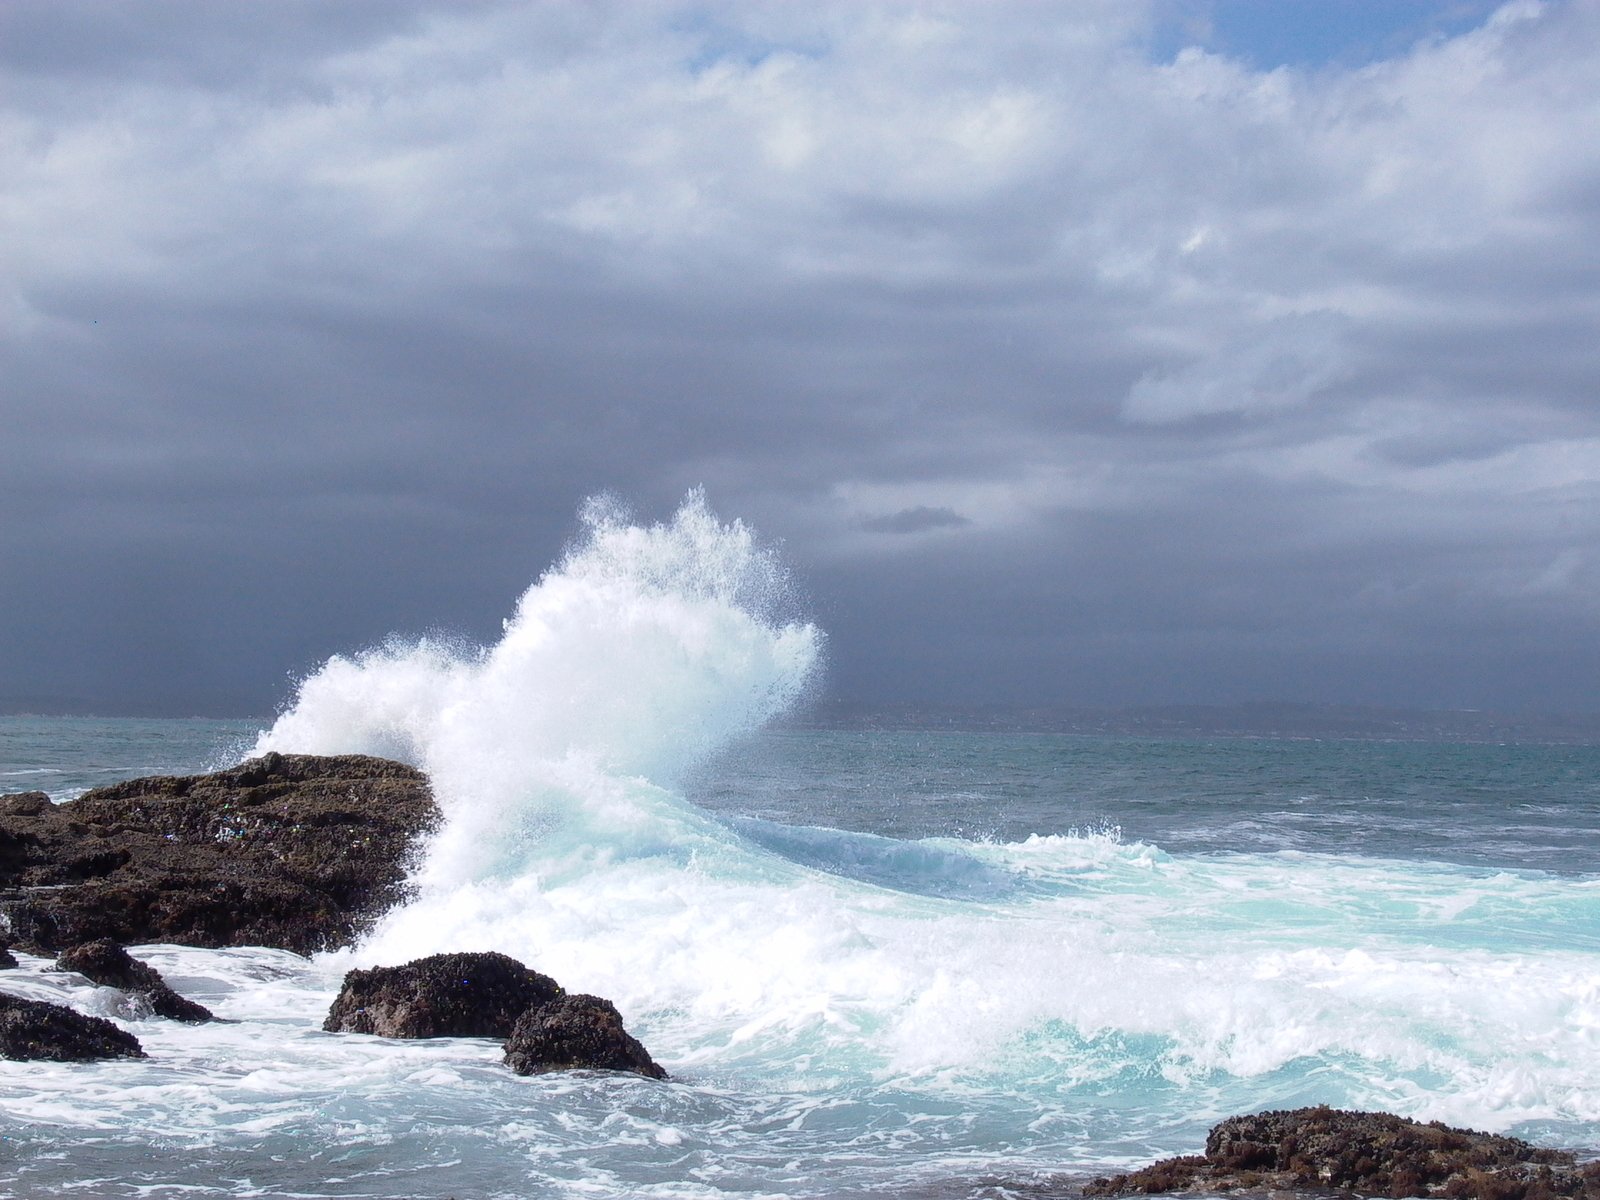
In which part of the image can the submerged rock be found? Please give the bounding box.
[323,951,563,1039]
[0,992,146,1062]
[1084,1106,1600,1200]
[56,939,214,1023]
[0,753,438,955]
[503,993,667,1080]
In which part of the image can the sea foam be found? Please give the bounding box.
[250,493,1600,1141]
[8,499,1600,1197]
[257,490,822,889]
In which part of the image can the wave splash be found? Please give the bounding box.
[251,494,1600,1138]
[257,490,822,887]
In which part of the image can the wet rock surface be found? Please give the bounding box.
[503,993,667,1079]
[56,939,214,1023]
[0,992,146,1062]
[0,753,438,955]
[324,951,563,1039]
[323,951,666,1079]
[1083,1107,1600,1200]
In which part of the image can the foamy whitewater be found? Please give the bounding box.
[4,494,1600,1199]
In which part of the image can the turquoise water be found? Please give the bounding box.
[4,715,1600,1199]
[0,715,260,800]
[692,729,1600,873]
[11,717,1600,876]
[2,503,1598,1198]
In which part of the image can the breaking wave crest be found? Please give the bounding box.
[251,493,1600,1145]
[258,491,822,887]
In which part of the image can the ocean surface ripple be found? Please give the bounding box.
[4,495,1599,1198]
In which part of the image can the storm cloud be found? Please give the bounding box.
[3,1,1598,715]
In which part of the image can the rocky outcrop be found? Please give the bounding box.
[0,753,438,955]
[323,951,666,1079]
[0,942,16,970]
[0,791,50,817]
[55,939,214,1023]
[323,951,562,1039]
[503,993,666,1079]
[0,992,146,1062]
[1084,1106,1600,1200]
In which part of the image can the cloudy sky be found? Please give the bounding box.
[3,0,1598,717]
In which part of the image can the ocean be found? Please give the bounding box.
[4,496,1599,1199]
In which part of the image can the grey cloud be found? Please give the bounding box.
[859,507,972,535]
[3,1,1599,715]
[1123,314,1351,424]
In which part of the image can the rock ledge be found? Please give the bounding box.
[56,939,214,1023]
[1084,1107,1600,1200]
[325,951,666,1080]
[0,753,438,954]
[323,951,562,1039]
[0,992,146,1062]
[504,992,667,1079]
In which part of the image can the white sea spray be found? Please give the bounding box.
[5,498,1600,1197]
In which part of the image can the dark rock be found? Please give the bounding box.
[57,938,162,991]
[0,991,146,1061]
[145,986,214,1023]
[324,951,563,1039]
[503,993,666,1079]
[0,943,15,970]
[56,939,214,1023]
[1084,1106,1600,1200]
[0,792,51,817]
[0,754,438,954]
